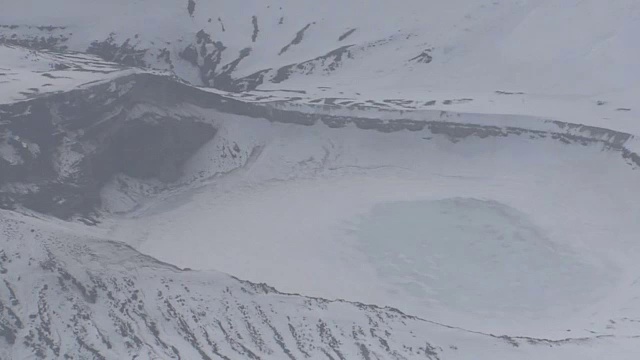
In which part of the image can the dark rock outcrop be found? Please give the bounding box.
[0,75,216,218]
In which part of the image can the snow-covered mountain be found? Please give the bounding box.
[3,0,638,132]
[1,1,640,359]
[2,1,638,94]
[6,207,640,359]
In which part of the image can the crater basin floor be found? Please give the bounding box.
[107,121,640,338]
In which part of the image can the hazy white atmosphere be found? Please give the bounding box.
[1,1,639,359]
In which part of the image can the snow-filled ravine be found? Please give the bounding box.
[105,109,640,339]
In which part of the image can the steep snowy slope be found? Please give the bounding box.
[108,108,640,338]
[5,209,640,359]
[0,45,138,105]
[2,1,638,92]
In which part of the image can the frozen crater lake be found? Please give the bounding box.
[108,113,640,337]
[355,198,610,317]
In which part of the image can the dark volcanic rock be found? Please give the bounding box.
[279,23,313,55]
[338,28,357,41]
[87,34,148,67]
[0,75,216,218]
[187,0,196,17]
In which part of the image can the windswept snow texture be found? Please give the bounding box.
[3,209,640,359]
[1,0,638,128]
[1,0,640,359]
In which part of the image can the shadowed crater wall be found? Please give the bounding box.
[0,76,216,218]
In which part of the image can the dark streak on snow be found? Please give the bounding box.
[187,0,196,17]
[279,23,313,55]
[251,16,259,42]
[338,28,357,41]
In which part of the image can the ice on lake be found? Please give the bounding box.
[355,198,612,316]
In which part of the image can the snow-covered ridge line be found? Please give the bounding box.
[262,100,640,166]
[0,44,142,105]
[2,1,638,110]
[14,66,630,151]
[2,70,639,218]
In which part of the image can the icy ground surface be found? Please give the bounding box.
[0,45,137,104]
[107,114,640,339]
[355,198,609,316]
